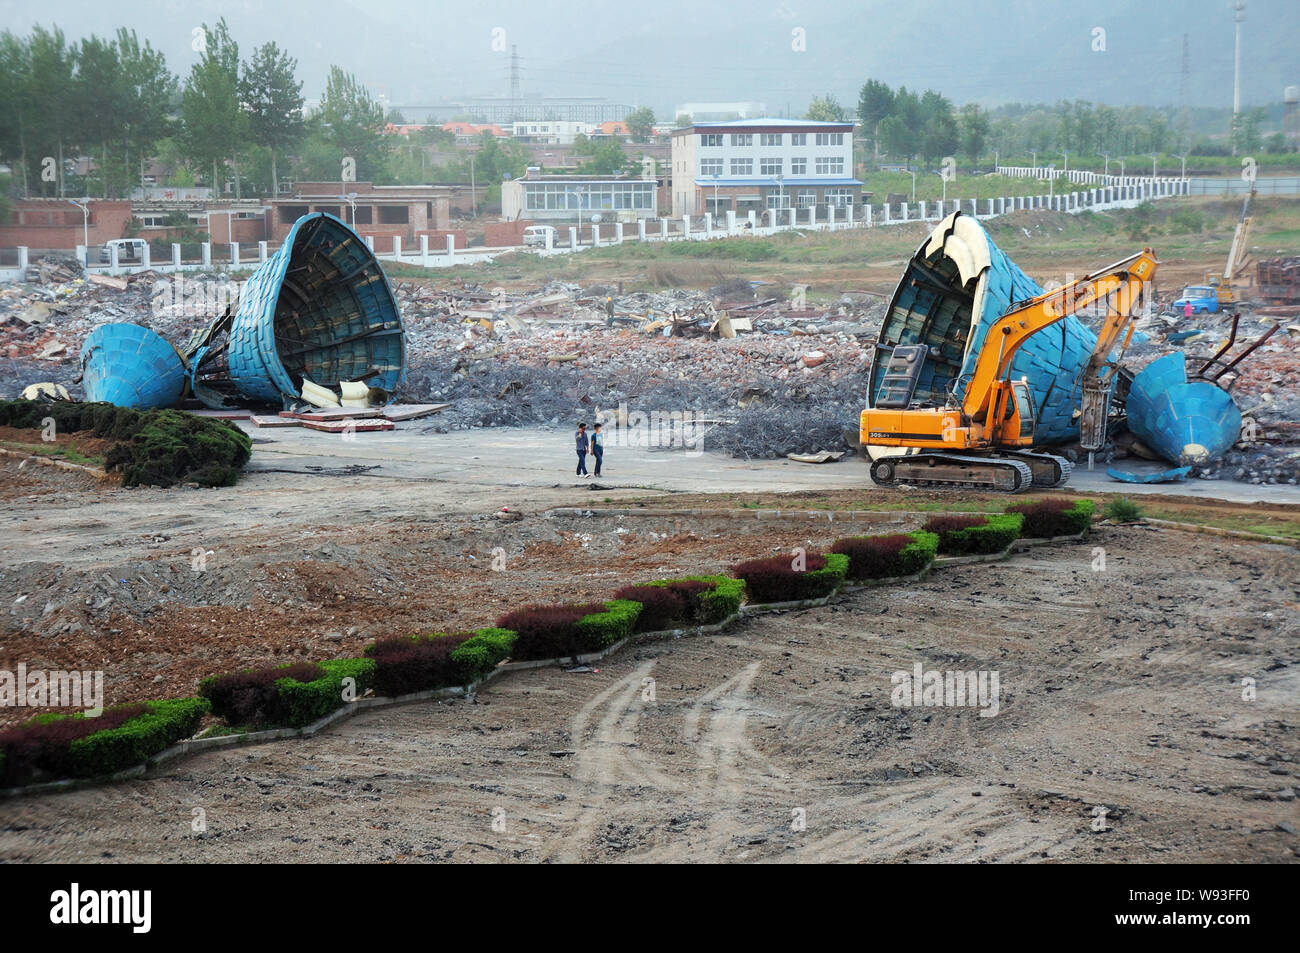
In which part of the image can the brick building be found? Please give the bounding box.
[269,182,463,246]
[0,199,132,254]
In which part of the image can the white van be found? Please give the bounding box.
[100,238,147,263]
[522,225,556,247]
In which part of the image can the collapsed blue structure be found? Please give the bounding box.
[74,213,405,412]
[187,212,405,408]
[79,323,188,410]
[865,212,1243,467]
[1126,353,1242,465]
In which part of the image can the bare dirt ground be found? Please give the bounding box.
[0,517,1296,863]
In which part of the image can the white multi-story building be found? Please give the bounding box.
[510,120,594,145]
[669,118,860,218]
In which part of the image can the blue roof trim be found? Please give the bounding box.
[689,118,852,128]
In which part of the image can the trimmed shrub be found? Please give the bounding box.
[496,601,641,660]
[450,628,518,682]
[635,576,744,626]
[496,604,606,660]
[366,633,471,697]
[0,399,251,488]
[923,513,1024,555]
[200,658,375,729]
[614,584,688,632]
[732,552,849,604]
[276,658,375,727]
[0,697,209,786]
[200,661,324,727]
[832,531,939,580]
[365,628,518,694]
[574,600,642,651]
[1006,498,1095,538]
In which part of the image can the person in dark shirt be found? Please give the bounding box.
[591,422,604,476]
[574,423,589,476]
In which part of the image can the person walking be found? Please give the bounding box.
[1184,299,1194,320]
[574,422,590,477]
[591,422,605,477]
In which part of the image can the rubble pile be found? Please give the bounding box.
[1,267,1296,475]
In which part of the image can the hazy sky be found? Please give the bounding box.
[2,0,1297,115]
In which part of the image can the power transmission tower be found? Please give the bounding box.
[509,45,521,123]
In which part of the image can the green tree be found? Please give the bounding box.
[805,93,847,122]
[877,115,912,163]
[115,29,176,196]
[625,106,655,141]
[856,79,895,157]
[958,103,988,166]
[240,41,304,196]
[576,140,627,175]
[316,65,388,181]
[0,32,33,194]
[26,26,77,196]
[182,19,245,196]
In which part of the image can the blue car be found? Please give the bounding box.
[1172,285,1220,314]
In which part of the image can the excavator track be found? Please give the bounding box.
[869,453,1034,492]
[1003,451,1074,488]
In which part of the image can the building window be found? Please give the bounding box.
[815,156,845,174]
[700,158,723,176]
[730,134,753,146]
[729,158,753,175]
[791,133,806,146]
[279,205,310,223]
[377,206,407,224]
[815,132,845,146]
[353,206,374,224]
[700,133,723,147]
[760,133,782,146]
[827,189,854,207]
[765,192,792,209]
[790,157,807,175]
[760,157,782,175]
[797,191,816,208]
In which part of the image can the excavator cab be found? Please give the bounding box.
[1012,381,1036,442]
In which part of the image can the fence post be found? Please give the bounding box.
[201,242,211,267]
[231,242,240,268]
[141,242,150,270]
[569,226,579,248]
[616,222,624,244]
[661,217,669,239]
[17,246,27,274]
[172,243,181,269]
[258,240,268,263]
[682,215,690,240]
[726,210,736,233]
[446,234,455,261]
[638,219,647,241]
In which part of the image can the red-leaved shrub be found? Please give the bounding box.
[614,585,687,631]
[367,633,475,696]
[831,534,910,579]
[732,553,829,603]
[1006,498,1089,537]
[199,661,324,727]
[0,703,148,783]
[495,604,605,660]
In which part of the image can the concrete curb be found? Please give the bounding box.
[842,566,932,590]
[546,507,920,523]
[933,547,1015,567]
[0,446,111,480]
[1009,530,1090,549]
[1138,518,1298,548]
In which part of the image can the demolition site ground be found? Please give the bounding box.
[0,205,1297,863]
[0,429,1296,863]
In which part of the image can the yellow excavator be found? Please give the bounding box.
[861,247,1159,492]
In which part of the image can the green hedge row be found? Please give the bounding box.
[200,658,376,729]
[2,507,1095,788]
[0,697,210,788]
[0,399,251,488]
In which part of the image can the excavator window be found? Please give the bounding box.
[1013,382,1036,441]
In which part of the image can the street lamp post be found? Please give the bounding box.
[1031,150,1037,170]
[1063,150,1068,174]
[1103,151,1110,176]
[775,173,785,225]
[711,172,720,220]
[67,198,89,265]
[934,170,947,204]
[1175,152,1187,179]
[908,168,916,203]
[1118,158,1125,180]
[336,192,358,226]
[1150,153,1158,178]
